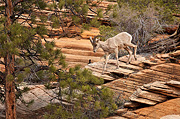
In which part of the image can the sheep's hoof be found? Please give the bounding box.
[116,67,119,69]
[126,62,129,65]
[134,57,137,60]
[101,71,105,75]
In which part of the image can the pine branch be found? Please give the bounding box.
[0,71,4,84]
[88,8,97,14]
[0,60,5,65]
[14,63,33,74]
[34,65,49,72]
[12,9,25,23]
[13,0,24,7]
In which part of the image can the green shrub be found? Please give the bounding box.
[90,17,101,28]
[44,66,117,119]
[82,23,90,30]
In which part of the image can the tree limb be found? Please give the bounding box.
[0,60,5,65]
[13,0,24,7]
[14,63,33,74]
[88,7,97,14]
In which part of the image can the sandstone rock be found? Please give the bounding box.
[160,115,180,119]
[124,102,140,108]
[169,50,180,57]
[118,54,146,67]
[166,80,180,88]
[122,111,138,119]
[130,94,157,105]
[0,114,5,118]
[128,80,180,106]
[150,56,156,62]
[157,59,166,63]
[0,84,72,115]
[108,60,143,71]
[132,98,180,119]
[105,116,128,119]
[116,108,128,115]
[80,28,99,39]
[143,81,180,97]
[133,88,167,102]
[142,60,158,66]
[161,53,170,58]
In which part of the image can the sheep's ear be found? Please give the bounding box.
[96,38,100,42]
[90,37,93,44]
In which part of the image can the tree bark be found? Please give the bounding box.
[5,0,16,119]
[5,55,16,119]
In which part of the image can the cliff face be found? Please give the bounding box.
[86,52,180,94]
[121,98,180,119]
[86,49,180,118]
[42,28,105,68]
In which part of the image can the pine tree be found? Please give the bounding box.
[44,66,117,119]
[0,0,116,119]
[0,0,65,118]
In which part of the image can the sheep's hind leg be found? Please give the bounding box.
[124,46,133,64]
[125,43,137,60]
[133,45,137,60]
[115,48,119,69]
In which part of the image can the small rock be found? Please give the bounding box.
[105,116,127,119]
[0,114,5,118]
[169,50,180,57]
[157,59,166,64]
[97,86,102,89]
[116,108,128,115]
[160,115,180,119]
[150,56,156,62]
[124,102,140,108]
[156,54,162,59]
[161,54,169,58]
[130,96,157,105]
[166,80,180,88]
[122,111,138,119]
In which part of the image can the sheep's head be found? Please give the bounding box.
[90,35,101,53]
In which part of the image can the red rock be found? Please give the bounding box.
[169,50,180,57]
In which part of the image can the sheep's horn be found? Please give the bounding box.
[93,35,102,43]
[90,37,93,44]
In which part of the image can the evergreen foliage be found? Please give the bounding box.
[117,0,180,24]
[2,0,179,118]
[46,0,113,33]
[44,66,117,119]
[0,0,117,118]
[99,0,180,53]
[0,0,64,104]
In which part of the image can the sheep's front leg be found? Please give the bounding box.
[114,48,119,69]
[102,53,110,74]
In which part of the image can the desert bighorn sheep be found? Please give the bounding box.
[90,32,137,74]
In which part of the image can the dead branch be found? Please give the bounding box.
[142,24,180,53]
[173,13,180,17]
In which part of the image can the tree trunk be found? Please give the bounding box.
[5,0,16,119]
[5,55,16,119]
